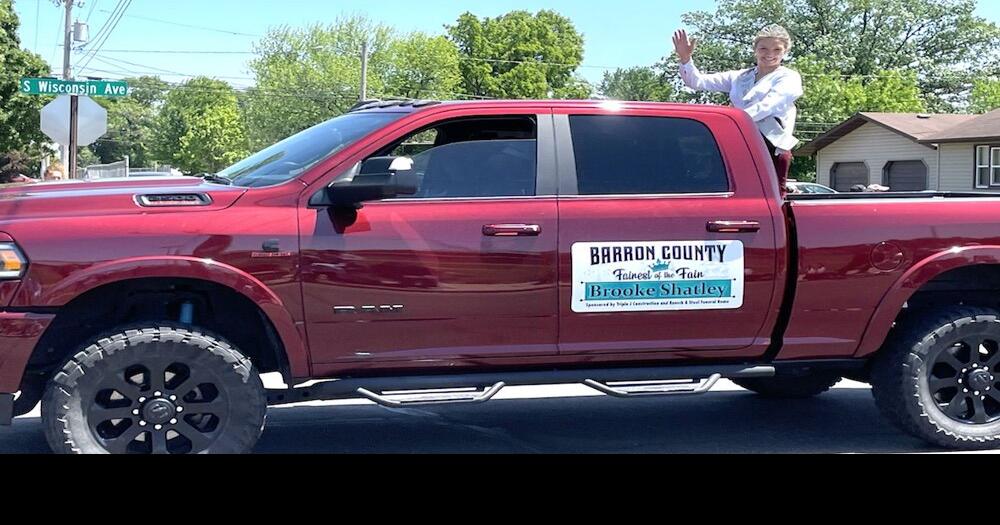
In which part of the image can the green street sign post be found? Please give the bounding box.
[22,77,126,180]
[20,78,129,98]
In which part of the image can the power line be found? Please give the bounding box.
[77,59,497,100]
[76,0,125,57]
[90,54,191,77]
[84,0,99,22]
[50,3,65,67]
[98,9,261,37]
[100,49,256,54]
[76,0,132,72]
[78,64,257,82]
[92,47,921,81]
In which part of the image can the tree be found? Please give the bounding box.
[662,0,1000,111]
[245,16,463,150]
[789,57,926,181]
[0,0,50,158]
[91,76,169,167]
[552,76,594,99]
[153,77,248,174]
[599,67,675,101]
[447,10,585,99]
[971,79,1000,113]
[383,33,462,99]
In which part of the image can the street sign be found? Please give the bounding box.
[20,77,129,98]
[41,95,107,147]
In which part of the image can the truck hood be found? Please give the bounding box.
[0,177,248,220]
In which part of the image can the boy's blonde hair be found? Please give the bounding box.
[754,24,792,51]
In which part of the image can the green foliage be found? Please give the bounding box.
[599,67,675,101]
[553,76,594,100]
[75,144,99,169]
[0,0,51,159]
[795,57,926,124]
[153,77,248,174]
[447,10,585,99]
[245,16,462,150]
[971,79,1000,113]
[383,33,462,99]
[90,76,169,167]
[790,57,926,181]
[665,0,1000,110]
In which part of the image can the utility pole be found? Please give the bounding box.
[57,1,90,179]
[61,0,78,179]
[360,40,368,102]
[62,0,72,81]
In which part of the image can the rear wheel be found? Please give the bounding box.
[871,307,1000,450]
[42,325,267,454]
[733,374,841,399]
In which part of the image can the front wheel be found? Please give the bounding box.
[42,325,267,454]
[871,307,1000,450]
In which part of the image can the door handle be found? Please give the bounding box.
[483,224,542,237]
[707,220,761,233]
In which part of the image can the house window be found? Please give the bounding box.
[977,145,1000,188]
[994,148,1000,186]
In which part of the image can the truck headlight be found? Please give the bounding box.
[0,243,27,279]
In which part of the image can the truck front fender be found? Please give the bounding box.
[25,256,309,379]
[856,245,1000,358]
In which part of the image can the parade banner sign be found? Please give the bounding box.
[572,240,744,313]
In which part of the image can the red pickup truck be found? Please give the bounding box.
[2,99,1000,454]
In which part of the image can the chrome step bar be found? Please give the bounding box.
[266,364,791,407]
[583,374,723,398]
[356,382,506,408]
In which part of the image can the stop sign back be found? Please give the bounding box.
[41,95,108,147]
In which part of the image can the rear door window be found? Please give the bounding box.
[568,115,729,195]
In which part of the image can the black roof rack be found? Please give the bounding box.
[347,98,442,112]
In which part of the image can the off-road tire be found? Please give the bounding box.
[871,307,1000,450]
[42,325,267,454]
[733,374,841,399]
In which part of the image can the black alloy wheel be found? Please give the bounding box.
[43,325,267,454]
[872,307,1000,450]
[86,356,235,454]
[925,335,1000,425]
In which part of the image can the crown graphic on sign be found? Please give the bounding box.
[649,260,671,273]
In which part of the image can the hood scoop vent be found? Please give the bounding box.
[135,193,213,207]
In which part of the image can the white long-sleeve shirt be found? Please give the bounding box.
[679,60,803,152]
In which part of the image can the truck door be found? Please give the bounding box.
[300,111,560,365]
[555,110,780,358]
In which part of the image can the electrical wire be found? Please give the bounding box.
[97,9,260,37]
[84,0,99,23]
[76,0,132,73]
[92,47,909,80]
[76,0,125,58]
[50,3,65,69]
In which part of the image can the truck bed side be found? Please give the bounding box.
[781,195,1000,360]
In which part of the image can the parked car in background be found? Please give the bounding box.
[787,181,837,194]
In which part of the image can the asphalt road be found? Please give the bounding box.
[3,379,996,453]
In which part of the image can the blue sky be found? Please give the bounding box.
[13,0,1000,89]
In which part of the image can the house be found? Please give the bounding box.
[795,109,1000,192]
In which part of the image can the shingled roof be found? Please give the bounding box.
[796,112,982,157]
[917,109,1000,144]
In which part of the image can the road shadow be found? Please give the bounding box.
[0,389,940,454]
